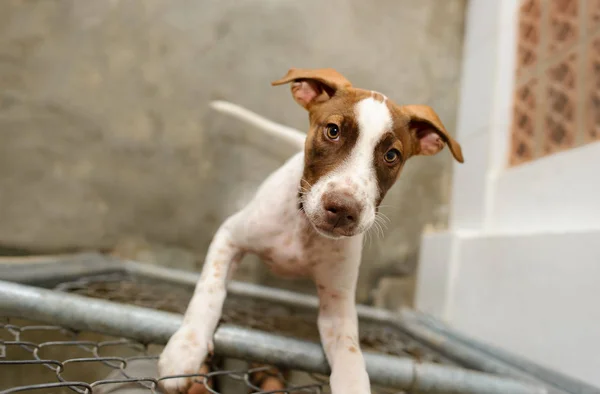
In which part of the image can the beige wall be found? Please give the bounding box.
[0,0,465,303]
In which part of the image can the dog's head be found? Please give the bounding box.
[273,68,464,239]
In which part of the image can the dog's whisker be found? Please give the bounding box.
[374,222,384,239]
[369,220,384,240]
[376,212,391,223]
[377,222,388,231]
[373,215,388,228]
[374,216,389,229]
[364,226,372,248]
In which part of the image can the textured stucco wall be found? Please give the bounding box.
[0,0,465,303]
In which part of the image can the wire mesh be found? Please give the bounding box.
[0,317,335,394]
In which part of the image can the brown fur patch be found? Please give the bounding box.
[301,89,373,192]
[372,131,405,205]
[348,346,358,353]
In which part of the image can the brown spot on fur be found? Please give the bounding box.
[186,331,197,344]
[317,284,325,290]
[283,236,293,246]
[348,346,358,353]
[259,247,274,262]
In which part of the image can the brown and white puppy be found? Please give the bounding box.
[158,68,463,394]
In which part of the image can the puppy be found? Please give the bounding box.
[158,68,464,394]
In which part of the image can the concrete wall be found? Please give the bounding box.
[0,0,466,303]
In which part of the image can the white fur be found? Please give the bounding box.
[158,100,382,394]
[304,98,393,234]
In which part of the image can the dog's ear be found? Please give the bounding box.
[400,105,464,163]
[271,68,352,110]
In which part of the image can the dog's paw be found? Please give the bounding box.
[158,325,213,394]
[330,369,371,394]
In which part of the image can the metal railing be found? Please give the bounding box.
[0,253,597,394]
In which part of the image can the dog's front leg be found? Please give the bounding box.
[315,257,371,394]
[158,214,244,394]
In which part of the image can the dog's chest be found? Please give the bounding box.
[246,213,344,278]
[239,152,348,277]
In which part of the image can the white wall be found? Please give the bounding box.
[416,0,600,387]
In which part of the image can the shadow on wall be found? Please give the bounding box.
[0,0,466,305]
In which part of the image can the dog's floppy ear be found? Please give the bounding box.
[401,105,464,163]
[272,68,352,110]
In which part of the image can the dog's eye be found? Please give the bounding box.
[384,149,401,164]
[325,124,340,141]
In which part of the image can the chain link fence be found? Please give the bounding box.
[0,317,334,394]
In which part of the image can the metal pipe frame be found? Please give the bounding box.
[0,280,545,394]
[1,253,597,393]
[398,310,600,394]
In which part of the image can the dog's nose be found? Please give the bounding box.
[322,193,360,228]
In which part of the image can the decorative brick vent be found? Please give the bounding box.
[586,33,600,141]
[510,0,600,166]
